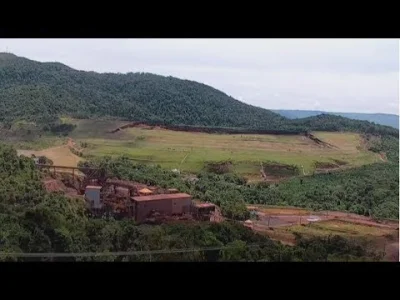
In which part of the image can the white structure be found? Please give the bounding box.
[306,215,320,222]
[85,186,102,209]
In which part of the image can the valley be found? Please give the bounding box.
[0,51,398,262]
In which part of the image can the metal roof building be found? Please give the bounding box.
[131,193,192,223]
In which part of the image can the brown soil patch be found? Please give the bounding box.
[247,205,399,259]
[248,206,310,216]
[260,162,299,182]
[43,179,66,192]
[323,211,371,220]
[110,122,154,133]
[17,145,82,167]
[332,159,348,166]
[305,133,337,148]
[247,206,398,230]
[135,123,154,130]
[384,241,399,261]
[337,218,398,229]
[379,152,387,162]
[205,161,232,174]
[254,227,297,246]
[315,161,339,169]
[255,214,333,227]
[210,206,224,223]
[263,162,299,176]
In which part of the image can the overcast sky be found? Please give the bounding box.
[0,39,398,114]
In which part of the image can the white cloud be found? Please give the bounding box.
[0,38,398,114]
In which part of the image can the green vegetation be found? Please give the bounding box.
[262,161,300,177]
[0,53,398,138]
[65,124,381,176]
[274,163,399,219]
[204,161,233,174]
[367,135,399,163]
[1,143,382,261]
[0,53,398,261]
[79,132,399,220]
[273,109,399,130]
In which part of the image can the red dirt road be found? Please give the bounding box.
[247,206,399,229]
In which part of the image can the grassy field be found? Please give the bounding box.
[286,220,396,237]
[17,145,82,167]
[2,136,66,150]
[73,123,380,176]
[260,220,398,261]
[13,119,382,177]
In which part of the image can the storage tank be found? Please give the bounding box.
[85,185,102,209]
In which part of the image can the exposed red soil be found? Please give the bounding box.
[379,152,387,162]
[43,178,66,192]
[205,161,232,174]
[337,218,398,229]
[248,206,399,230]
[384,241,399,261]
[210,206,224,223]
[109,122,310,136]
[315,161,339,169]
[67,138,83,155]
[260,162,299,183]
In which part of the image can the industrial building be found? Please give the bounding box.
[80,174,214,223]
[131,193,192,223]
[36,163,221,224]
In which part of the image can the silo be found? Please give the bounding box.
[85,185,102,209]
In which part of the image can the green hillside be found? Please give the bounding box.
[0,53,284,128]
[273,109,399,129]
[2,143,385,262]
[0,53,398,138]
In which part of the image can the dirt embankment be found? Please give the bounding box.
[67,138,83,156]
[305,132,337,148]
[18,144,82,168]
[205,161,233,174]
[247,206,399,230]
[109,121,306,135]
[42,175,81,198]
[260,162,300,182]
[313,159,350,174]
[378,152,387,162]
[109,122,154,133]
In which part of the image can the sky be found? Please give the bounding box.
[0,39,399,114]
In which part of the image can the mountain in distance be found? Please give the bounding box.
[272,109,399,129]
[0,52,398,138]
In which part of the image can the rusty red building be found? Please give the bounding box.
[131,193,192,222]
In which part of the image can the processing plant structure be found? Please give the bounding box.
[37,163,218,224]
[84,178,216,223]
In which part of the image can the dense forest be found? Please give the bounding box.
[273,110,399,129]
[0,144,382,262]
[0,53,398,138]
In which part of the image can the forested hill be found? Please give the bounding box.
[0,53,285,128]
[0,53,398,137]
[272,109,399,129]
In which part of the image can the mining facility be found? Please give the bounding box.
[84,181,217,223]
[38,164,218,224]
